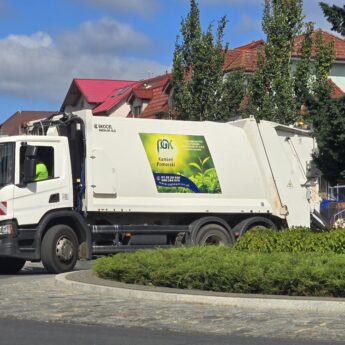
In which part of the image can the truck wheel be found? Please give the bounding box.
[234,217,277,237]
[195,224,233,245]
[41,225,78,274]
[0,258,26,274]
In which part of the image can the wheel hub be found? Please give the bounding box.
[203,234,225,245]
[56,236,74,262]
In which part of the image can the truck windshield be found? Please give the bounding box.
[0,143,14,187]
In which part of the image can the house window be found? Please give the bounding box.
[133,105,142,117]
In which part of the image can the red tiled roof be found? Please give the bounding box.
[224,49,261,73]
[140,88,169,119]
[139,73,172,89]
[140,77,171,119]
[62,75,173,116]
[124,74,172,118]
[60,79,137,114]
[0,111,57,136]
[235,40,265,51]
[293,30,345,61]
[328,79,345,98]
[131,88,153,100]
[224,30,345,73]
[224,40,263,72]
[92,82,141,115]
[126,74,171,119]
[75,79,137,104]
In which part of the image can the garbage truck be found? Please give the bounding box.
[0,110,326,274]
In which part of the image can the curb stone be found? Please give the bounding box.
[56,270,345,314]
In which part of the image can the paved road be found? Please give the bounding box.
[0,260,92,278]
[0,318,341,345]
[0,261,345,343]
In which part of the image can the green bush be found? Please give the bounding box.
[234,227,345,253]
[93,247,345,297]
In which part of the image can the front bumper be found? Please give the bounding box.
[0,221,39,260]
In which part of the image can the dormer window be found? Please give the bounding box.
[133,105,142,117]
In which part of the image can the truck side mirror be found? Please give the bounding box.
[23,158,36,183]
[25,145,38,158]
[21,145,38,184]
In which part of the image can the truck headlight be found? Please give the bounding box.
[0,223,16,237]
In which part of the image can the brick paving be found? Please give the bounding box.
[0,262,344,342]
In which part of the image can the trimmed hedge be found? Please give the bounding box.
[234,227,345,253]
[93,246,345,297]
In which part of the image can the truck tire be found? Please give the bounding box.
[234,217,277,237]
[0,258,26,274]
[41,225,78,274]
[195,223,233,245]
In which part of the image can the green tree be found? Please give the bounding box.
[221,69,246,120]
[309,2,345,184]
[312,30,335,98]
[172,0,245,121]
[171,0,200,121]
[308,95,345,185]
[294,22,314,114]
[293,28,335,127]
[249,0,336,128]
[179,0,201,67]
[320,2,345,36]
[306,30,340,184]
[249,0,304,125]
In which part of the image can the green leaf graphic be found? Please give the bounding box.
[189,162,202,171]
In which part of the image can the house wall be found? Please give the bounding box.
[330,62,345,92]
[64,96,92,114]
[142,100,149,113]
[108,102,132,118]
[64,96,133,118]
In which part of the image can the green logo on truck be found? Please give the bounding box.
[157,139,173,152]
[140,133,221,194]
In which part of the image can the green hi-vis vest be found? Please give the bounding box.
[35,162,49,181]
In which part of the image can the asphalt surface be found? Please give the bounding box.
[0,318,342,345]
[1,261,345,343]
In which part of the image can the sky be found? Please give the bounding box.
[0,0,343,123]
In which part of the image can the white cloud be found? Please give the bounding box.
[7,32,52,49]
[70,0,159,16]
[0,18,168,103]
[58,18,152,56]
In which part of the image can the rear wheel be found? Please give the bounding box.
[234,216,277,237]
[0,258,26,274]
[195,223,233,245]
[41,225,78,274]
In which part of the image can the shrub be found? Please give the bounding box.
[234,227,345,253]
[93,247,345,297]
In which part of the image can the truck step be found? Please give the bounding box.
[92,244,174,254]
[19,248,36,252]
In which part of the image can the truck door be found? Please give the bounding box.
[13,141,73,226]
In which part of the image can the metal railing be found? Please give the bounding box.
[328,185,345,201]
